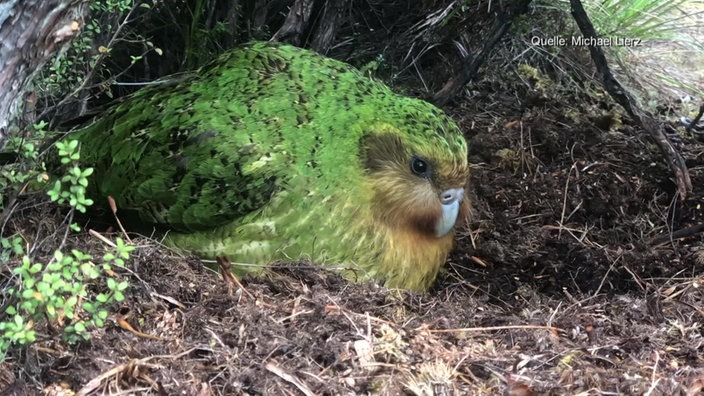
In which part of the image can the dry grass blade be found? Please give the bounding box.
[77,348,199,395]
[107,195,132,244]
[264,361,316,396]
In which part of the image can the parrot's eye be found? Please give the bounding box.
[410,157,430,178]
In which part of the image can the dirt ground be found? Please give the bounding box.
[3,40,704,396]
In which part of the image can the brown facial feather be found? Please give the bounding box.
[409,204,444,236]
[360,133,406,172]
[360,132,467,238]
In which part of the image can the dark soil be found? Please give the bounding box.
[3,49,704,396]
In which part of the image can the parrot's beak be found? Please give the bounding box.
[435,188,464,237]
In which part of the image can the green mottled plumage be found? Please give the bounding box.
[66,42,469,291]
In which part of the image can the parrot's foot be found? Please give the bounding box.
[216,256,254,299]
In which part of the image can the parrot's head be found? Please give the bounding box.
[359,108,469,241]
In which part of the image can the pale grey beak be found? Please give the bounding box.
[436,188,464,237]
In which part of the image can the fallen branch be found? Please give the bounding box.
[570,0,692,198]
[684,103,704,134]
[651,223,704,245]
[421,324,562,333]
[77,348,200,396]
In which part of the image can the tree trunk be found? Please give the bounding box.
[0,0,88,149]
[432,0,532,106]
[271,0,349,53]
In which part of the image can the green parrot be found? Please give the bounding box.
[63,42,470,291]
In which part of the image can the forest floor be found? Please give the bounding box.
[3,29,704,396]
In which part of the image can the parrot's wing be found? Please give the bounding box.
[69,41,362,233]
[73,80,284,233]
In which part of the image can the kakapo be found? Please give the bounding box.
[61,42,470,291]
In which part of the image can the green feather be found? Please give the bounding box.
[63,42,469,291]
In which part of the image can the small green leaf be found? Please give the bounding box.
[73,322,86,333]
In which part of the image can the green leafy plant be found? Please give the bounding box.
[1,240,132,349]
[48,140,94,217]
[0,139,133,357]
[37,0,159,107]
[0,121,49,211]
[0,237,23,268]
